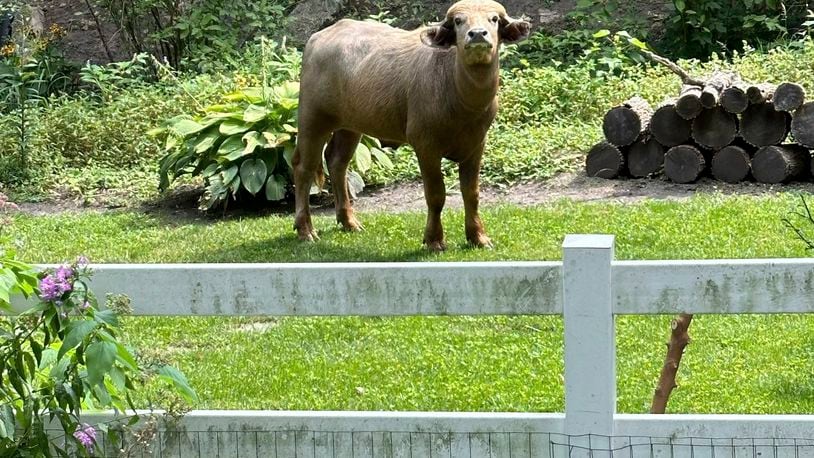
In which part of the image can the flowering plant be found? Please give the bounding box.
[1,241,197,455]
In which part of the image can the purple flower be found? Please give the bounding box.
[77,256,89,268]
[38,267,74,302]
[73,423,96,454]
[80,301,91,311]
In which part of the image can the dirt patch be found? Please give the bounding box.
[347,173,814,214]
[17,172,814,218]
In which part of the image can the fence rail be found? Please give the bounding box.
[19,234,814,457]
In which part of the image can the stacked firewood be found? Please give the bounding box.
[586,74,814,184]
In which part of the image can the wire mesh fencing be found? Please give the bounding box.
[51,428,814,458]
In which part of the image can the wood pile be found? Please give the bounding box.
[586,74,814,184]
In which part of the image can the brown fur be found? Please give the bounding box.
[292,0,530,251]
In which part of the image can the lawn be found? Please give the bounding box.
[8,192,814,414]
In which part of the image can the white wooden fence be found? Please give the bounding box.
[33,234,814,457]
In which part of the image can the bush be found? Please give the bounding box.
[155,81,394,210]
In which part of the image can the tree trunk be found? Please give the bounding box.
[747,83,776,104]
[700,71,737,108]
[676,85,703,119]
[627,137,665,177]
[650,314,693,414]
[791,102,814,148]
[752,144,811,184]
[740,102,790,147]
[711,145,752,183]
[586,142,625,179]
[692,107,738,149]
[665,145,706,183]
[603,97,653,146]
[651,102,692,147]
[773,82,806,112]
[720,85,749,114]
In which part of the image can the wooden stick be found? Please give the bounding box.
[650,313,693,414]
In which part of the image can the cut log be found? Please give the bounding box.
[627,137,665,177]
[752,144,811,184]
[691,107,738,149]
[665,145,706,183]
[773,82,806,112]
[586,142,625,179]
[676,85,703,119]
[746,83,776,104]
[603,96,653,146]
[651,102,692,147]
[720,85,749,114]
[700,72,737,108]
[711,145,751,183]
[740,102,790,147]
[791,102,814,148]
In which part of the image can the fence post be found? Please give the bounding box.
[562,234,616,442]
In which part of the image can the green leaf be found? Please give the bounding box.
[0,404,13,440]
[217,134,245,162]
[158,366,199,404]
[115,342,138,371]
[170,118,205,138]
[58,320,98,361]
[240,159,268,195]
[243,104,269,123]
[86,341,117,387]
[674,0,685,12]
[193,127,221,154]
[222,164,239,187]
[94,309,119,327]
[371,147,394,169]
[347,171,365,199]
[265,174,287,201]
[242,131,266,156]
[593,29,611,38]
[219,119,252,136]
[284,144,296,169]
[354,143,372,174]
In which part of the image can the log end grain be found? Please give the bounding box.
[586,142,625,179]
[752,144,811,184]
[651,104,692,147]
[774,82,806,112]
[740,103,790,147]
[711,145,751,183]
[791,102,814,148]
[665,145,706,184]
[628,137,665,178]
[691,107,738,149]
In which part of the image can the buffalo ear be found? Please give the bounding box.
[421,21,456,48]
[499,16,531,44]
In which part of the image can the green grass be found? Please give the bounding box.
[7,193,814,413]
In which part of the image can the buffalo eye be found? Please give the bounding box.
[454,17,463,26]
[490,15,499,23]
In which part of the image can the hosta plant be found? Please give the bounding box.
[154,81,394,210]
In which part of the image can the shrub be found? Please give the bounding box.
[155,81,394,210]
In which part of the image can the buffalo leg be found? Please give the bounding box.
[325,129,364,231]
[293,128,332,241]
[417,154,446,252]
[459,156,491,248]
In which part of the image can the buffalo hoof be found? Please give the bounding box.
[296,226,320,242]
[339,216,364,232]
[424,240,447,253]
[468,234,493,249]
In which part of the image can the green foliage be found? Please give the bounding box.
[663,0,811,58]
[98,0,296,71]
[0,256,197,455]
[510,0,650,69]
[155,81,394,210]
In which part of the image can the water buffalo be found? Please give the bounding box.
[293,0,530,251]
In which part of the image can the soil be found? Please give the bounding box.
[16,172,814,217]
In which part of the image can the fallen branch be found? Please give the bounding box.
[650,313,693,413]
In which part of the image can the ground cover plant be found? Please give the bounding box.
[6,193,814,414]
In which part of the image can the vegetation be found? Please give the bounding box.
[4,193,814,413]
[0,195,196,456]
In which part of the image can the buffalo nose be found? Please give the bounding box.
[467,28,489,39]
